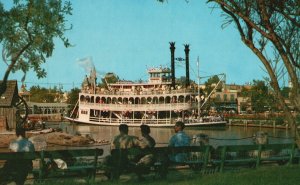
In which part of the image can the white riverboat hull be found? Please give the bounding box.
[64,116,227,127]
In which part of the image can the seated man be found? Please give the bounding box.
[0,127,35,185]
[105,124,145,180]
[135,124,156,180]
[168,121,190,162]
[111,124,142,150]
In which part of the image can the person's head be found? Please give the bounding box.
[174,121,185,133]
[140,124,150,135]
[16,126,26,137]
[119,124,128,134]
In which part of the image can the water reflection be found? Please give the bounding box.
[61,123,294,148]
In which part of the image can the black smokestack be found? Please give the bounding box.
[170,42,176,89]
[184,44,190,87]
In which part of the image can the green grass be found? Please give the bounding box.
[30,165,300,185]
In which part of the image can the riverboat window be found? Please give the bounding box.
[147,97,152,104]
[171,96,177,103]
[107,97,112,104]
[80,95,85,102]
[129,97,134,104]
[118,97,122,104]
[185,95,191,103]
[153,97,158,104]
[165,96,171,103]
[159,96,164,103]
[141,97,147,104]
[178,95,184,103]
[101,97,106,104]
[81,110,88,114]
[85,96,90,103]
[112,97,117,104]
[134,97,139,104]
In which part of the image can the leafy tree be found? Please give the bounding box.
[104,72,119,83]
[99,72,119,90]
[176,76,187,87]
[251,80,275,113]
[66,87,80,114]
[281,87,290,99]
[240,80,278,113]
[207,0,300,139]
[67,87,80,105]
[0,0,72,95]
[29,85,55,103]
[204,75,222,95]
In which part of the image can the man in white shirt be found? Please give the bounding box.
[0,127,35,185]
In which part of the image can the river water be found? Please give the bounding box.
[55,122,294,148]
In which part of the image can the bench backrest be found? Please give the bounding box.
[111,145,212,155]
[214,143,295,172]
[0,148,104,161]
[41,148,103,159]
[259,143,295,162]
[215,143,295,158]
[0,152,38,160]
[110,145,213,162]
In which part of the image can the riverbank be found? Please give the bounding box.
[23,165,300,185]
[0,129,109,151]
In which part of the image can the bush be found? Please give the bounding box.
[275,117,284,125]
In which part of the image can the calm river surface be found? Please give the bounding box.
[0,123,294,155]
[55,122,294,147]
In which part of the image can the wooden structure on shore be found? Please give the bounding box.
[0,80,19,130]
[228,118,289,129]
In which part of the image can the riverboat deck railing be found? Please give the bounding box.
[228,119,289,129]
[89,117,173,125]
[88,116,224,125]
[81,102,194,112]
[81,88,198,96]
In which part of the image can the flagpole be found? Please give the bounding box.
[197,56,201,120]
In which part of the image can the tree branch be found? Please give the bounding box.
[220,5,245,39]
[257,0,299,95]
[212,0,273,40]
[2,1,33,88]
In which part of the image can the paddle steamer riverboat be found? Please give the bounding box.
[65,43,226,127]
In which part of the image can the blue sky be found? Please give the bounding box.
[1,0,266,91]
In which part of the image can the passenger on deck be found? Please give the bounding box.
[0,127,35,185]
[168,121,191,162]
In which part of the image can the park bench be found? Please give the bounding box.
[0,148,103,184]
[292,146,300,164]
[212,143,295,172]
[108,145,213,180]
[0,151,38,183]
[34,148,103,183]
[258,143,295,166]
